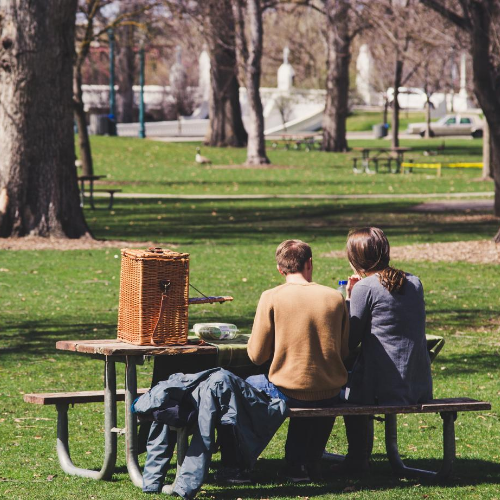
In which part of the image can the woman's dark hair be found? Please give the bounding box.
[346,227,406,293]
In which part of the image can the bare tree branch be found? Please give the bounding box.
[420,0,471,30]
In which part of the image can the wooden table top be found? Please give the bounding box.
[56,339,219,357]
[352,146,411,152]
[77,175,106,181]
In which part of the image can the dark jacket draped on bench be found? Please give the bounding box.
[133,368,288,499]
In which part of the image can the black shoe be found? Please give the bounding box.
[306,461,323,482]
[330,459,370,477]
[214,466,252,484]
[283,464,311,483]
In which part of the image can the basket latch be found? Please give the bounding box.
[151,280,172,345]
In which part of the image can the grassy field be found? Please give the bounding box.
[0,137,499,499]
[88,136,489,196]
[346,110,427,132]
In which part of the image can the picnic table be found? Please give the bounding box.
[49,334,443,484]
[352,147,411,174]
[272,133,321,151]
[77,175,106,209]
[52,335,254,487]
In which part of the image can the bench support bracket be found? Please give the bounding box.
[385,411,456,480]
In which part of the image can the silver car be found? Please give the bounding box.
[407,113,484,138]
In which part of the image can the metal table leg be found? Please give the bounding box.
[125,356,143,487]
[79,178,85,208]
[162,427,190,495]
[89,179,95,210]
[56,357,117,479]
[385,412,456,479]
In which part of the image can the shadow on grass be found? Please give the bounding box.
[197,457,500,498]
[88,198,499,244]
[430,351,500,376]
[0,321,116,358]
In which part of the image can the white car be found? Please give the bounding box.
[407,114,484,138]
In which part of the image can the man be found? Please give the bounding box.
[247,239,349,482]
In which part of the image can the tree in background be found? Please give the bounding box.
[286,0,365,153]
[365,0,422,148]
[233,0,270,165]
[205,0,248,147]
[116,0,140,123]
[0,0,90,238]
[421,0,500,240]
[321,0,353,152]
[176,0,248,147]
[74,0,153,177]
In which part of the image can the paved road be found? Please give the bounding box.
[92,191,494,202]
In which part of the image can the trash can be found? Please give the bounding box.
[373,124,388,139]
[89,114,110,135]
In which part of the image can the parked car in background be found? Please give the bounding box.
[406,113,484,138]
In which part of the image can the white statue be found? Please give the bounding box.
[356,44,375,105]
[277,46,295,91]
[459,52,467,98]
[198,44,211,102]
[169,45,187,97]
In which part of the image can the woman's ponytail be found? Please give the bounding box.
[378,266,406,293]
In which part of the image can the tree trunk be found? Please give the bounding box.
[204,0,247,147]
[392,59,403,148]
[322,0,350,153]
[482,118,492,180]
[0,0,90,238]
[240,0,269,165]
[116,20,136,123]
[465,2,500,233]
[420,0,500,241]
[424,94,432,138]
[73,66,94,177]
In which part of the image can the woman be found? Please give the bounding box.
[339,227,433,473]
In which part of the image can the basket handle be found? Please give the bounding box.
[151,280,171,345]
[148,247,172,254]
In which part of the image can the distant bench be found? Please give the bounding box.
[92,189,122,209]
[24,390,491,485]
[401,161,483,177]
[77,174,122,209]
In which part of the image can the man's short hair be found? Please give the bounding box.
[275,239,312,275]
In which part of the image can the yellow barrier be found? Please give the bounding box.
[448,163,483,168]
[401,162,442,176]
[401,162,483,177]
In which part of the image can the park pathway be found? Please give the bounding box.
[92,191,494,204]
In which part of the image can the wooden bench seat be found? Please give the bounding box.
[24,389,491,484]
[289,397,491,480]
[24,388,148,406]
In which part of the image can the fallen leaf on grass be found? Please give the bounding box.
[46,475,55,481]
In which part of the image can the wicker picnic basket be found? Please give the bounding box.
[117,247,190,346]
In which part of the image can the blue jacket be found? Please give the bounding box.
[133,368,288,499]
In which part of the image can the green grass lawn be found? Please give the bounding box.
[88,136,490,196]
[1,137,499,499]
[346,110,428,132]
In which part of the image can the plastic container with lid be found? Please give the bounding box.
[192,323,239,341]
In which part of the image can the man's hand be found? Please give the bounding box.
[346,274,362,299]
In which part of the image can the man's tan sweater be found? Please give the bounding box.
[247,282,349,401]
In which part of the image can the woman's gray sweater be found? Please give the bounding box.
[346,273,433,405]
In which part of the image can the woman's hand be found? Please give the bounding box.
[346,274,362,299]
